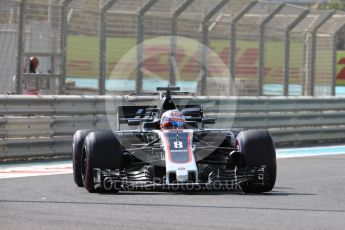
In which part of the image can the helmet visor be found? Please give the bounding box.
[171,120,184,128]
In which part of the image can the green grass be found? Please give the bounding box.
[67,36,136,77]
[66,35,345,85]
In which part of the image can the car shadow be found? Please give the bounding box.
[97,189,316,196]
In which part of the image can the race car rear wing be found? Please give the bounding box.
[179,104,203,122]
[117,106,158,124]
[117,104,204,125]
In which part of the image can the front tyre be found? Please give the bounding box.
[237,129,276,193]
[82,131,123,193]
[72,129,94,187]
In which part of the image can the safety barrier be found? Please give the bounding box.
[1,95,345,160]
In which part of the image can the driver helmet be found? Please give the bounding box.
[160,109,186,129]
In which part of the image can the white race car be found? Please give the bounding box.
[72,87,276,193]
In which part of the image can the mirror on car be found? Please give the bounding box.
[202,118,215,125]
[128,119,141,126]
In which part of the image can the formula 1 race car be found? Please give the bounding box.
[72,87,276,193]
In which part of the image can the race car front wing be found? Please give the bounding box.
[92,166,266,191]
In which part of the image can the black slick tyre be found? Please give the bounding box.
[81,130,122,193]
[72,129,94,187]
[237,129,276,193]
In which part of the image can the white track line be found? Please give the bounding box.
[0,162,72,179]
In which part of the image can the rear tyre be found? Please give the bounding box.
[82,131,123,193]
[237,129,276,193]
[72,129,94,187]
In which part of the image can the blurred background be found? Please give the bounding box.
[1,0,345,96]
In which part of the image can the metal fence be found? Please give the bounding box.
[0,0,20,94]
[1,0,345,96]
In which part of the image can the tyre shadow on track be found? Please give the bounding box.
[245,191,316,196]
[176,191,316,196]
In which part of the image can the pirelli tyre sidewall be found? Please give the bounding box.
[72,129,95,187]
[82,130,123,193]
[237,129,277,193]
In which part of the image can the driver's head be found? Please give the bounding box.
[160,109,185,129]
[29,56,39,73]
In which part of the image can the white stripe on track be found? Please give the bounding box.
[0,162,72,179]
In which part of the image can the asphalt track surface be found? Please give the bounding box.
[0,155,345,230]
